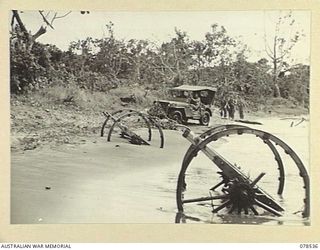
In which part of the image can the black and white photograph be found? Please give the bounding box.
[9,9,311,227]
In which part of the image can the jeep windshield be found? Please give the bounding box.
[168,89,190,102]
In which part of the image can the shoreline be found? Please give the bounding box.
[10,97,309,154]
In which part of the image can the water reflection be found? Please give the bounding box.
[175,211,310,226]
[175,212,201,223]
[175,211,273,224]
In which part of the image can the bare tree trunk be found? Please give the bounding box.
[273,82,281,98]
[12,10,49,52]
[272,38,281,98]
[273,61,280,97]
[135,58,141,82]
[196,58,202,83]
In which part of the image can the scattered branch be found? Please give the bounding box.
[55,11,72,19]
[32,26,47,40]
[39,11,55,29]
[12,10,28,36]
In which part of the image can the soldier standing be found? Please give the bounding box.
[237,95,246,120]
[227,96,236,120]
[220,96,228,118]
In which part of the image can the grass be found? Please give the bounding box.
[11,83,166,113]
[10,82,169,151]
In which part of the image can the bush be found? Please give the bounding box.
[28,81,165,113]
[266,97,297,108]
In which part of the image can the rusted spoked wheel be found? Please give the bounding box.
[182,125,286,195]
[101,109,165,148]
[176,126,309,219]
[101,109,134,137]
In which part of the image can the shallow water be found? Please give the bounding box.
[176,117,309,225]
[11,116,310,225]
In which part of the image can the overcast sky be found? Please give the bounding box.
[17,10,310,65]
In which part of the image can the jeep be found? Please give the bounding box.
[154,85,216,126]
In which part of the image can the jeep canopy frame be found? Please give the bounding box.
[170,85,217,106]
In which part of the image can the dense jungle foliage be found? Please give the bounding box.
[10,12,309,111]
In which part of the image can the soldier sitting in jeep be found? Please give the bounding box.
[188,92,201,111]
[153,85,216,126]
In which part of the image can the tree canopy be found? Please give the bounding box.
[10,10,309,108]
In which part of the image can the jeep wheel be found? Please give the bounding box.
[200,111,210,126]
[171,111,185,124]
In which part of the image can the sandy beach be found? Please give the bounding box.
[11,115,309,225]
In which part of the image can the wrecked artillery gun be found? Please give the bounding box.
[100,109,165,148]
[100,108,310,219]
[175,124,309,219]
